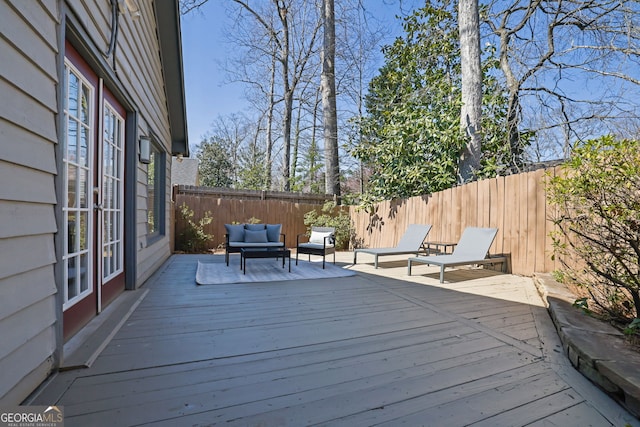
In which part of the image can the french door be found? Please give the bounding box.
[62,42,125,340]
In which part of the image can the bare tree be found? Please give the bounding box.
[458,0,483,182]
[484,0,640,164]
[207,114,252,185]
[226,0,322,191]
[181,0,401,196]
[335,1,391,195]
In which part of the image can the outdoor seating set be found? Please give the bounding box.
[225,223,507,282]
[224,223,336,273]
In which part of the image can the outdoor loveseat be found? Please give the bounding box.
[224,223,285,266]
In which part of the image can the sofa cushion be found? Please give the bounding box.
[266,224,282,242]
[244,229,269,243]
[299,242,334,249]
[309,230,333,244]
[228,241,283,248]
[225,224,245,242]
[245,223,266,231]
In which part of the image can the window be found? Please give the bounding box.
[147,142,165,238]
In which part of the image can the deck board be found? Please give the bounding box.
[29,253,637,427]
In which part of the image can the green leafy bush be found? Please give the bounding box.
[176,202,213,253]
[546,136,640,322]
[303,202,354,250]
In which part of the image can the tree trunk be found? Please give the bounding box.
[321,0,340,198]
[277,1,293,191]
[291,99,303,190]
[265,50,276,189]
[458,0,483,183]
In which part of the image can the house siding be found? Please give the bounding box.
[0,0,60,404]
[0,0,185,404]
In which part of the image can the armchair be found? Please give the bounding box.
[296,226,336,269]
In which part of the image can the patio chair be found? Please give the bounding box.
[353,224,433,268]
[296,226,336,269]
[407,227,507,283]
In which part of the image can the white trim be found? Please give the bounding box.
[101,99,126,284]
[96,79,104,313]
[62,60,95,311]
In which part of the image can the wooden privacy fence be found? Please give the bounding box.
[349,167,561,276]
[173,186,335,251]
[174,169,562,276]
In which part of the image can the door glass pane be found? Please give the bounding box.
[103,212,109,242]
[80,253,89,292]
[67,257,77,299]
[68,73,78,117]
[67,120,77,162]
[80,126,89,167]
[103,141,111,176]
[79,168,88,208]
[103,111,111,141]
[67,164,77,208]
[110,245,116,273]
[81,85,90,125]
[79,212,88,251]
[111,211,116,241]
[103,178,109,210]
[103,244,110,277]
[112,244,118,272]
[67,212,77,253]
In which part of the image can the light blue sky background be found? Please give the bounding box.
[179,1,420,153]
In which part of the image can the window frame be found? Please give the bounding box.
[146,139,166,244]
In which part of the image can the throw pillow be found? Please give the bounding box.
[244,229,268,243]
[245,223,266,231]
[266,224,282,242]
[309,230,333,245]
[225,224,245,242]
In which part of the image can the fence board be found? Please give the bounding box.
[477,179,490,228]
[529,170,544,274]
[492,176,505,255]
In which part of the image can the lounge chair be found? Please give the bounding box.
[407,227,507,283]
[353,224,433,268]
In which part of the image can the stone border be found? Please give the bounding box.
[534,273,640,418]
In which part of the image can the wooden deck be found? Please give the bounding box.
[30,253,638,426]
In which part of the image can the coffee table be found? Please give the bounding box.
[240,248,291,274]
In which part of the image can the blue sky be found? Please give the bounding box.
[179,1,420,152]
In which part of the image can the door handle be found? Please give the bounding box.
[94,203,103,211]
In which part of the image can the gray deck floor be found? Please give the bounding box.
[31,253,639,426]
